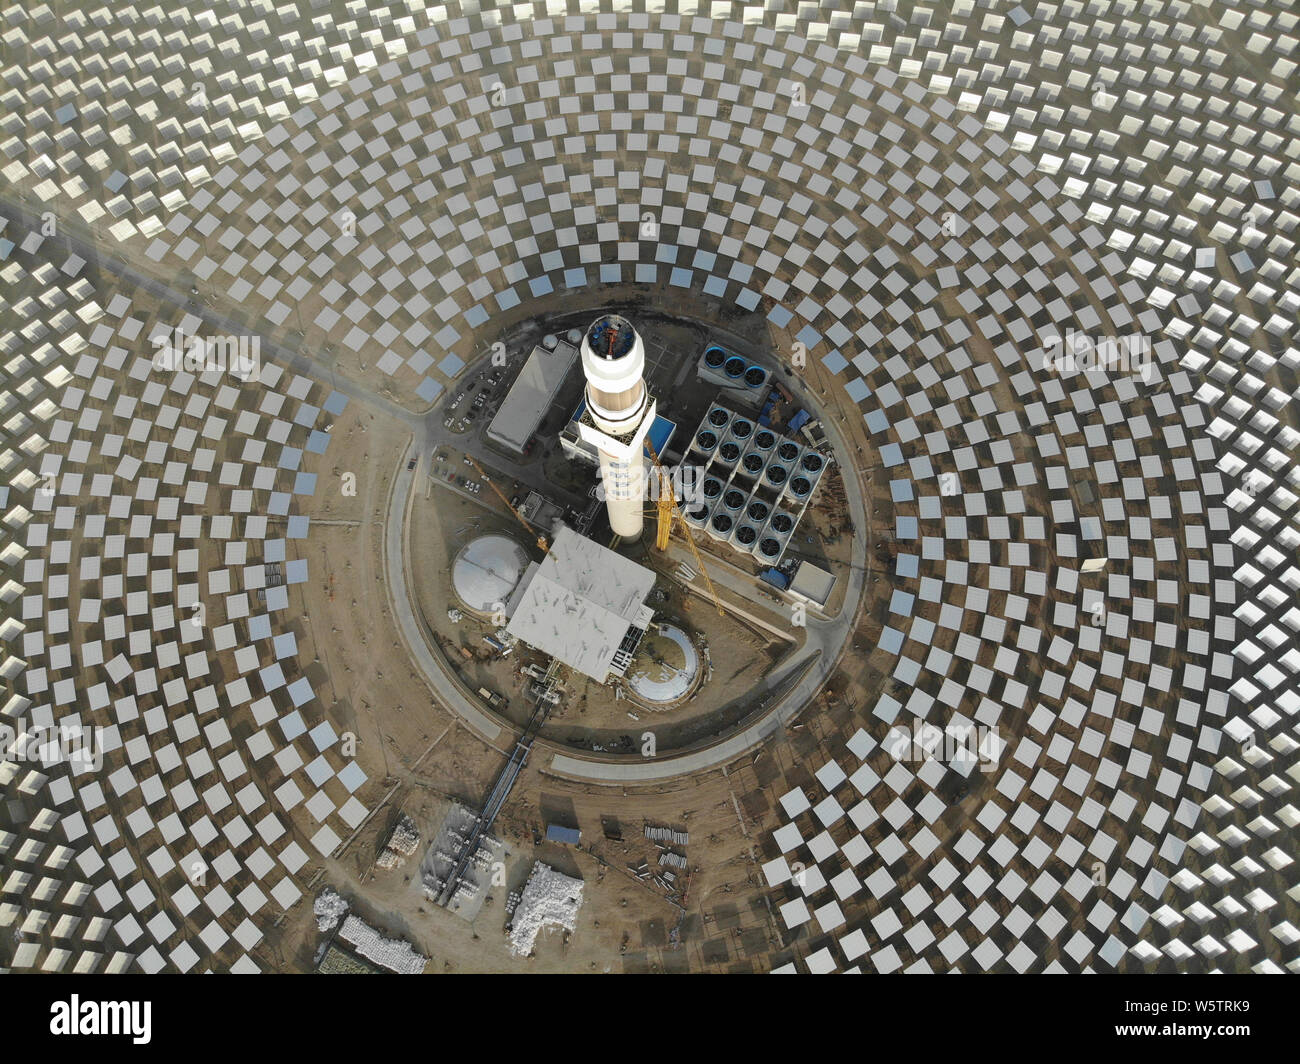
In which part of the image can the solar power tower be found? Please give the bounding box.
[575,315,658,539]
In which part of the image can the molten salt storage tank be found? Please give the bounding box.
[452,534,529,618]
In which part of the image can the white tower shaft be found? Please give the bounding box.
[576,315,656,538]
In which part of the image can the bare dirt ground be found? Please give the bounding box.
[291,749,818,973]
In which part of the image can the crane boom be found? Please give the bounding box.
[464,454,549,553]
[644,440,725,617]
[655,471,673,551]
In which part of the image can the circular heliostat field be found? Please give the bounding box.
[625,625,702,708]
[451,534,529,618]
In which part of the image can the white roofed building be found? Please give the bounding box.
[505,525,656,683]
[451,533,530,618]
[485,339,579,455]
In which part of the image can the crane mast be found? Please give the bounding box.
[644,439,726,618]
[464,454,549,554]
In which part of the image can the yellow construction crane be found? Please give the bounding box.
[464,454,549,554]
[637,481,673,550]
[644,439,725,617]
[654,475,673,552]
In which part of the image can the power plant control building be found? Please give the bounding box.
[505,525,656,684]
[485,337,579,455]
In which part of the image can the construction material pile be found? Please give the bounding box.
[508,862,584,957]
[421,871,444,901]
[337,915,427,975]
[644,824,689,846]
[376,814,420,869]
[313,888,349,932]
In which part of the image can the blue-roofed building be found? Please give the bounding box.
[545,824,581,845]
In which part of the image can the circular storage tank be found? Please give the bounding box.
[711,513,734,535]
[724,356,746,379]
[703,478,722,500]
[771,513,794,534]
[626,624,701,706]
[754,430,776,451]
[802,453,824,473]
[766,464,788,486]
[719,442,741,463]
[735,525,758,547]
[452,534,529,617]
[723,489,745,511]
[708,407,730,428]
[695,430,718,451]
[704,346,726,370]
[566,328,583,346]
[747,501,770,523]
[542,334,558,350]
[744,366,766,388]
[731,419,752,440]
[742,453,764,475]
[759,538,781,559]
[778,441,800,462]
[790,476,812,498]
